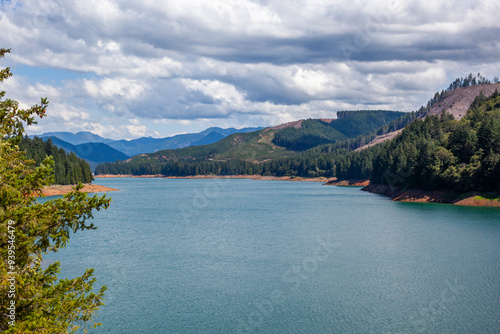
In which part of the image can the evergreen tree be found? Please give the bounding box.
[20,137,94,185]
[1,48,110,333]
[370,92,500,192]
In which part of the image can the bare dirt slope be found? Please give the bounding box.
[427,83,500,120]
[266,119,304,131]
[267,118,334,131]
[355,129,403,151]
[356,83,500,151]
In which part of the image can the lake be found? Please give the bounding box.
[45,178,500,333]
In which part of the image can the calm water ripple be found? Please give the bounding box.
[44,178,500,334]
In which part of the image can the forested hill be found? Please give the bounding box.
[370,91,500,192]
[95,110,406,175]
[20,137,94,185]
[94,75,500,183]
[356,75,500,151]
[271,110,404,150]
[45,136,129,172]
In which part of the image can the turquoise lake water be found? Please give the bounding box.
[44,178,500,333]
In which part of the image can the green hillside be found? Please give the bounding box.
[106,126,264,156]
[115,129,293,163]
[272,119,348,150]
[45,136,129,171]
[332,110,406,137]
[95,110,405,175]
[20,137,94,185]
[371,91,500,192]
[272,110,405,150]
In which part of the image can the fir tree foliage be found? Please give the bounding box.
[96,74,500,194]
[272,111,405,151]
[371,90,500,192]
[272,119,348,151]
[96,110,409,177]
[1,48,110,333]
[20,137,94,185]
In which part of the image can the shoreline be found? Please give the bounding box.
[323,179,370,187]
[362,184,500,208]
[38,183,119,197]
[94,174,165,178]
[94,174,333,182]
[92,175,499,208]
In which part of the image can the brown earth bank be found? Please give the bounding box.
[355,130,403,151]
[38,184,119,197]
[94,174,164,178]
[166,175,333,182]
[95,174,332,182]
[362,184,500,208]
[323,179,370,187]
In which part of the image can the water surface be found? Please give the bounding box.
[45,178,500,333]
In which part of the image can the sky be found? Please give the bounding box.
[1,0,499,140]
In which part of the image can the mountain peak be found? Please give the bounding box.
[268,120,304,130]
[427,83,500,120]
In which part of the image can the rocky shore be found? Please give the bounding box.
[95,174,332,182]
[38,184,118,197]
[91,175,499,207]
[323,179,370,186]
[362,184,500,208]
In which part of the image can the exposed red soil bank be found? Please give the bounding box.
[38,184,118,197]
[362,184,500,208]
[95,174,332,182]
[323,179,370,187]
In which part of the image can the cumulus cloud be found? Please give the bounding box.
[1,0,499,139]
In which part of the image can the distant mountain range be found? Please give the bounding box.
[94,110,407,175]
[105,127,263,156]
[94,79,500,185]
[35,131,115,145]
[31,126,263,171]
[42,136,130,171]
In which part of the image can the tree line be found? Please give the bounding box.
[1,47,108,333]
[20,136,94,185]
[272,110,405,151]
[371,91,500,192]
[95,137,384,180]
[96,91,500,193]
[95,110,416,179]
[96,78,500,195]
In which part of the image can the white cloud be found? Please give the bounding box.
[182,79,246,107]
[83,77,144,100]
[123,124,148,138]
[290,67,333,96]
[1,0,499,139]
[49,103,89,122]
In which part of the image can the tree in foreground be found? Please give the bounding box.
[1,48,110,333]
